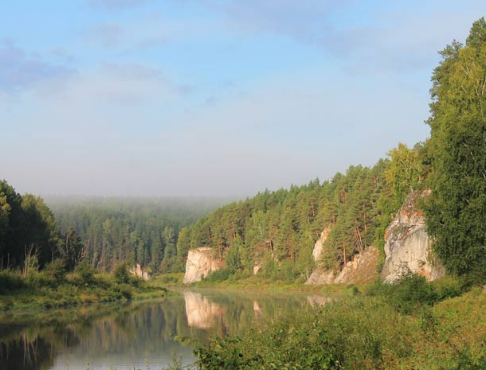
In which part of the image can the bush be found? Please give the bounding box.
[366,273,463,314]
[115,283,133,299]
[0,270,24,294]
[113,262,131,284]
[75,261,95,285]
[204,269,232,282]
[26,270,57,288]
[43,259,66,283]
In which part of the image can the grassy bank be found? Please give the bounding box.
[0,266,168,316]
[192,275,486,370]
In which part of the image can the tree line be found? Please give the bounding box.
[0,186,228,273]
[175,145,424,280]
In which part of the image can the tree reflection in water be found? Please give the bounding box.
[0,291,331,369]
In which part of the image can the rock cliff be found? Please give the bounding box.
[183,247,225,284]
[381,191,445,283]
[305,246,379,285]
[334,246,380,284]
[312,227,332,262]
[129,263,150,281]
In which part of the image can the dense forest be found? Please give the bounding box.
[0,187,228,273]
[46,196,229,272]
[175,143,424,281]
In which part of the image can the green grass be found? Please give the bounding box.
[0,269,169,317]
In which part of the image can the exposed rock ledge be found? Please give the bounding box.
[305,246,379,285]
[129,263,150,281]
[183,247,225,284]
[381,190,445,283]
[312,227,332,262]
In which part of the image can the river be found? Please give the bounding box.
[0,290,331,370]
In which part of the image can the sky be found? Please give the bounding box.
[0,1,484,197]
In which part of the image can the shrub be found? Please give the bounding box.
[365,273,462,314]
[0,270,24,293]
[75,261,95,285]
[116,283,133,299]
[204,269,232,282]
[43,259,66,283]
[26,270,57,288]
[113,262,131,284]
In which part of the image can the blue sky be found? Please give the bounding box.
[0,0,484,196]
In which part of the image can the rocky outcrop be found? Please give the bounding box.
[129,263,150,280]
[381,191,445,283]
[183,247,225,284]
[253,261,263,275]
[312,227,332,262]
[305,268,336,285]
[305,246,379,285]
[334,246,380,284]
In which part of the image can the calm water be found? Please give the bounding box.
[0,290,330,370]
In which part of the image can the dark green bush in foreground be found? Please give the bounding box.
[366,273,463,313]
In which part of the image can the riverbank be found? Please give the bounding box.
[0,268,169,318]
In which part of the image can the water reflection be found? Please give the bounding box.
[0,290,332,370]
[184,292,226,329]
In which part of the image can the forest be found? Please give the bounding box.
[0,188,227,274]
[175,147,422,281]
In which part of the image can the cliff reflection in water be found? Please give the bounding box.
[0,291,331,370]
[184,291,226,329]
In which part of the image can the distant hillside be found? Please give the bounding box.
[46,196,234,272]
[175,145,424,282]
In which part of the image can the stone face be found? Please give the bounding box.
[129,263,150,281]
[253,262,263,275]
[305,268,335,285]
[312,227,332,262]
[306,221,379,285]
[183,247,225,284]
[381,191,445,283]
[305,246,379,286]
[334,246,380,284]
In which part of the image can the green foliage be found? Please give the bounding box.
[194,285,486,370]
[385,142,423,207]
[225,236,243,273]
[46,196,225,273]
[366,274,463,314]
[75,260,95,285]
[194,297,413,370]
[43,259,66,283]
[204,268,232,282]
[180,166,400,281]
[113,262,131,284]
[0,270,24,294]
[0,180,61,269]
[423,18,486,280]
